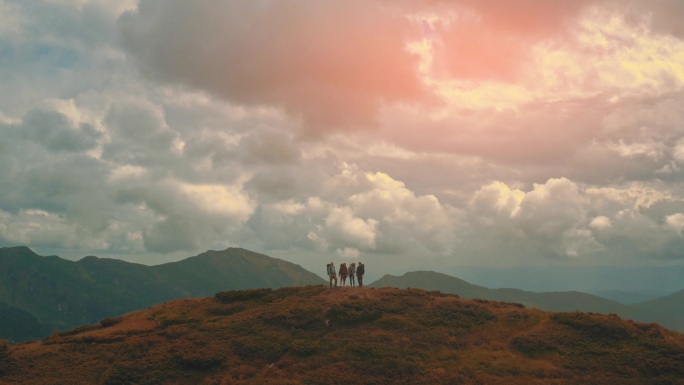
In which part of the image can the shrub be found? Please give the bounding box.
[58,324,101,337]
[290,339,320,357]
[206,302,247,317]
[551,312,632,342]
[423,303,496,328]
[0,340,11,375]
[231,333,289,362]
[174,352,223,370]
[215,288,273,304]
[510,333,558,356]
[100,317,122,328]
[258,306,325,331]
[325,303,382,325]
[474,299,525,309]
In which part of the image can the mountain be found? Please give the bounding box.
[589,289,667,305]
[0,301,51,342]
[370,271,681,331]
[0,246,325,342]
[451,264,684,294]
[1,286,682,384]
[632,290,684,331]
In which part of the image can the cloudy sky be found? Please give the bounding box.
[1,0,684,281]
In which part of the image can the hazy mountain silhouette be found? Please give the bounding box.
[454,265,684,295]
[0,246,325,342]
[632,289,684,331]
[589,289,668,305]
[2,286,682,384]
[371,271,683,332]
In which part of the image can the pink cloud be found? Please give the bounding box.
[118,0,427,132]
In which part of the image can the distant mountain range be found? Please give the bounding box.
[0,246,325,342]
[2,246,683,343]
[371,271,684,332]
[2,286,683,384]
[451,264,684,297]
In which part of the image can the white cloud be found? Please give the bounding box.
[0,208,109,250]
[324,206,378,251]
[470,181,524,222]
[589,216,612,230]
[336,247,361,259]
[3,0,684,273]
[176,182,254,221]
[673,140,684,163]
[665,213,684,236]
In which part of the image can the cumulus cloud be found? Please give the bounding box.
[468,178,594,258]
[665,213,684,236]
[465,178,684,262]
[113,177,255,254]
[3,0,684,275]
[0,208,108,250]
[245,165,457,260]
[589,216,612,230]
[102,101,181,166]
[324,206,378,251]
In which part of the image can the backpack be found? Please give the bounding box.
[340,263,348,274]
[327,264,335,275]
[357,264,364,275]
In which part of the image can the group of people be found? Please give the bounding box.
[326,262,365,288]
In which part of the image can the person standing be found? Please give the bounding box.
[327,262,338,288]
[348,263,356,287]
[356,262,365,287]
[339,263,348,286]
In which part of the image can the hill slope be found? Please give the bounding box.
[0,246,325,342]
[371,271,679,331]
[1,286,682,384]
[633,289,684,331]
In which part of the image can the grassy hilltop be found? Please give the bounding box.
[1,286,683,384]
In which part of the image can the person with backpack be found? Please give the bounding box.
[327,262,338,288]
[356,262,365,287]
[339,263,348,286]
[348,263,356,287]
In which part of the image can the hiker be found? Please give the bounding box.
[348,263,356,287]
[339,263,348,286]
[326,262,338,288]
[356,262,365,287]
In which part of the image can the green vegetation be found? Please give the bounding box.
[1,286,683,384]
[0,246,325,342]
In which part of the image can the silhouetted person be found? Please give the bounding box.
[339,263,348,286]
[327,262,338,288]
[356,262,365,287]
[348,263,356,287]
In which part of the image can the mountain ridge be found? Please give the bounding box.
[0,246,325,342]
[370,271,683,331]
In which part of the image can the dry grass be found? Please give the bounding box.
[1,286,683,384]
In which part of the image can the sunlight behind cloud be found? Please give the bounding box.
[3,0,684,271]
[178,182,254,221]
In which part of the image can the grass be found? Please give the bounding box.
[1,285,683,384]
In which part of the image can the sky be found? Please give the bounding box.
[1,0,684,283]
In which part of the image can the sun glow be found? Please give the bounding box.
[406,5,684,116]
